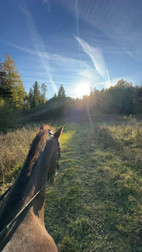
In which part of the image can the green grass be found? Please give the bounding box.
[0,118,142,251]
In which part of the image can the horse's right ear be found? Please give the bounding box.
[54,127,63,139]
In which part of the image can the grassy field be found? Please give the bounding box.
[0,117,142,251]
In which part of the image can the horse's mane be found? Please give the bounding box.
[25,125,52,176]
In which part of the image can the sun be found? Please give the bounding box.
[75,81,90,98]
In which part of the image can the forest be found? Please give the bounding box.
[0,55,142,130]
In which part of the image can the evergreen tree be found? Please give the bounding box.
[33,81,41,107]
[28,88,34,108]
[0,62,12,99]
[1,54,26,109]
[28,82,47,108]
[41,83,47,104]
[58,85,66,98]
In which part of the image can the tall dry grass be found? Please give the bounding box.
[0,125,39,190]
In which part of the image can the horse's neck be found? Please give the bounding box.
[17,150,51,223]
[29,141,54,223]
[0,144,52,231]
[28,164,47,225]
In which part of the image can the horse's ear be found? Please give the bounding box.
[54,127,63,139]
[40,125,44,130]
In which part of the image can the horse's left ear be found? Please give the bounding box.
[54,127,63,139]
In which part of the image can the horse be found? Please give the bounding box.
[0,125,63,252]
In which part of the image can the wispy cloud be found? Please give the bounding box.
[0,40,50,59]
[43,0,49,4]
[75,36,110,83]
[17,4,58,93]
[78,68,98,81]
[42,0,50,11]
[57,1,142,62]
[100,76,135,89]
[2,39,89,73]
[100,78,120,89]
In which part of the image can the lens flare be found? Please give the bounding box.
[75,81,90,98]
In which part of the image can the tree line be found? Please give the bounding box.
[0,55,66,111]
[87,79,142,115]
[0,54,142,115]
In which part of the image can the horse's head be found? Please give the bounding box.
[39,125,63,183]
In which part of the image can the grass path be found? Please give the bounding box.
[44,121,142,252]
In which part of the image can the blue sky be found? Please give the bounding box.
[0,0,142,98]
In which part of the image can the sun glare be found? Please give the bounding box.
[75,81,90,98]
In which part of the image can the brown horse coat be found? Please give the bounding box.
[0,126,63,252]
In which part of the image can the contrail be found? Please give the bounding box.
[75,0,81,67]
[75,0,80,40]
[75,36,110,81]
[18,3,58,94]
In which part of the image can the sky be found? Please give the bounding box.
[0,0,142,99]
